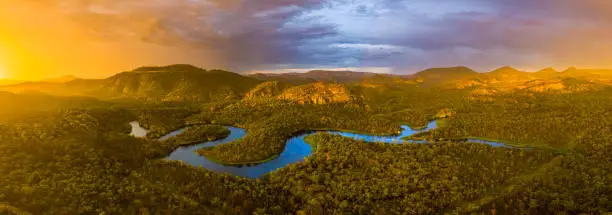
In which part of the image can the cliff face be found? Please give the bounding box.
[278,82,353,104]
[244,81,285,99]
[98,67,261,102]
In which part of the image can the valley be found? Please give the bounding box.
[0,65,610,214]
[129,118,525,179]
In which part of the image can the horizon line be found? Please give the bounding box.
[3,65,611,81]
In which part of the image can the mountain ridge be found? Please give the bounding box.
[249,70,380,84]
[1,65,610,102]
[0,65,261,102]
[0,79,25,86]
[41,75,79,83]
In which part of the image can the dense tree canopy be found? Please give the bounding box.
[0,68,611,214]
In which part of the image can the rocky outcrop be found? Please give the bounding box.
[522,78,599,93]
[244,81,285,99]
[436,108,455,118]
[278,82,353,104]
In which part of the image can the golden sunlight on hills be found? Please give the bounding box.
[279,82,353,104]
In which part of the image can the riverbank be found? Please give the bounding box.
[131,118,540,178]
[200,152,282,166]
[193,122,435,166]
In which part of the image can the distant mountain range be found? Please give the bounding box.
[41,75,79,83]
[0,65,261,102]
[0,79,24,86]
[0,91,105,121]
[402,66,480,87]
[1,65,610,103]
[0,75,78,87]
[249,70,380,84]
[398,66,612,89]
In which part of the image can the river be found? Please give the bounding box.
[129,120,511,178]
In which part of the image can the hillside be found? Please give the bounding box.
[359,74,417,88]
[244,81,288,100]
[95,65,260,102]
[1,65,612,215]
[278,82,355,104]
[1,65,610,103]
[41,75,79,83]
[560,67,612,84]
[404,66,480,87]
[249,73,316,85]
[533,67,559,78]
[250,70,379,84]
[409,66,479,81]
[0,91,107,121]
[0,65,261,102]
[0,79,24,86]
[483,66,535,82]
[520,77,602,93]
[396,66,612,94]
[0,81,85,96]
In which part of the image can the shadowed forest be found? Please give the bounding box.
[0,65,610,215]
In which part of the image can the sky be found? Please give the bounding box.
[1,0,612,79]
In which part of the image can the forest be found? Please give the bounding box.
[0,65,610,215]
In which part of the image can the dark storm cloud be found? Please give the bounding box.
[17,0,612,72]
[53,0,338,70]
[315,0,612,72]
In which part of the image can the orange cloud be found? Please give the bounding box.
[2,0,612,79]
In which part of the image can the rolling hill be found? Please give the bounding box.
[278,82,355,104]
[94,65,260,102]
[486,66,530,78]
[520,77,601,93]
[533,67,559,78]
[0,91,107,122]
[403,66,481,88]
[1,65,610,104]
[41,75,79,83]
[0,65,262,102]
[559,67,612,84]
[244,81,356,104]
[244,81,288,100]
[0,79,24,86]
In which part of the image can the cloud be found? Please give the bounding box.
[300,0,612,72]
[57,0,337,71]
[3,0,612,77]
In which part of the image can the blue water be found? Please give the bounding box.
[130,120,512,178]
[164,127,312,178]
[159,128,187,141]
[463,139,515,148]
[329,120,438,144]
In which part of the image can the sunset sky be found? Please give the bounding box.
[1,0,612,80]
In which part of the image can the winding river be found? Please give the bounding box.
[129,120,511,178]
